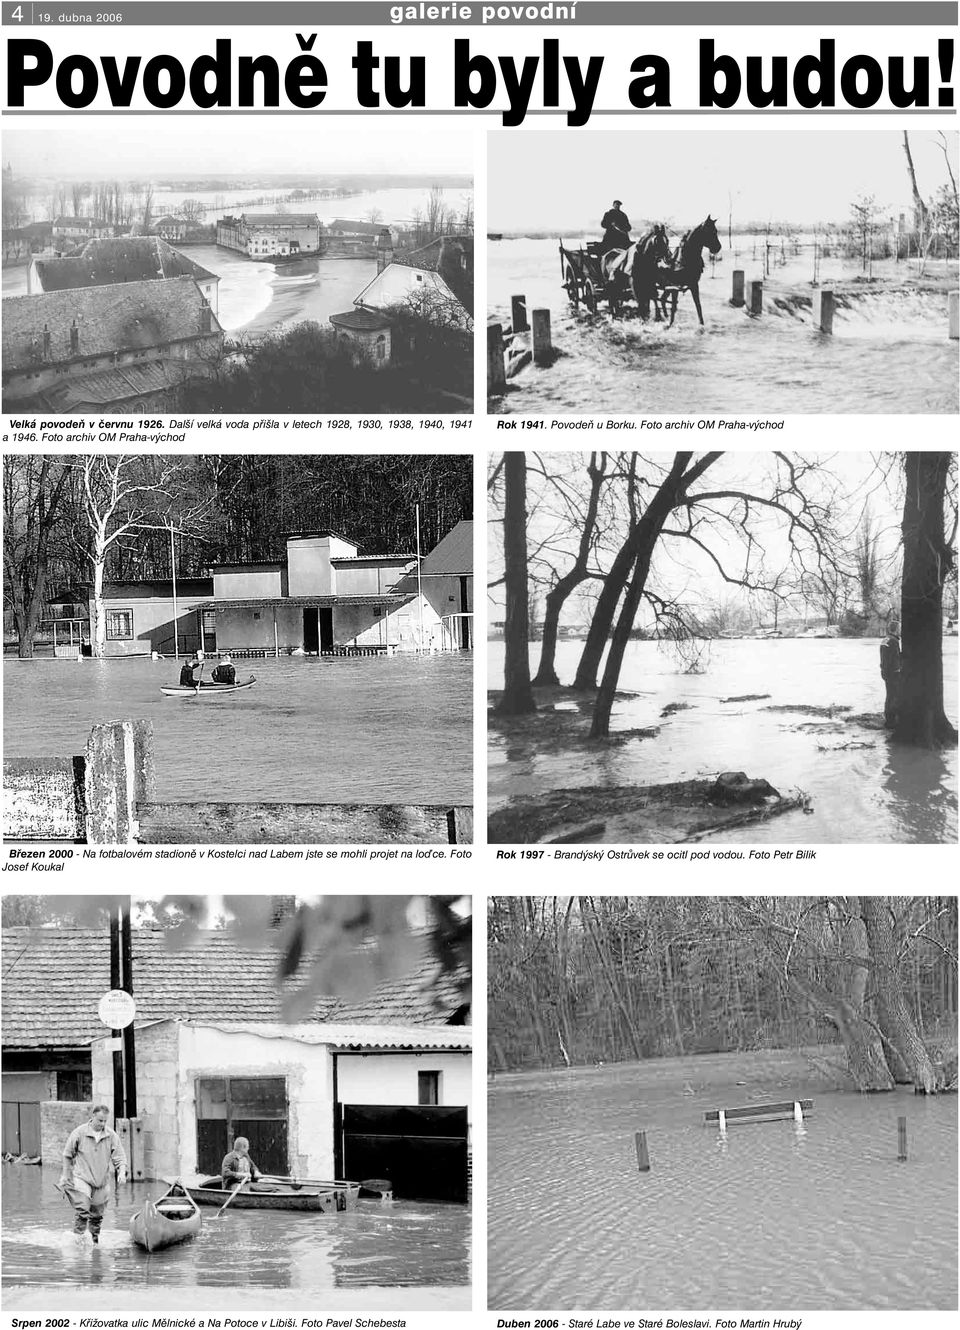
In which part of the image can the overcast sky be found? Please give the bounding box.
[489,130,958,232]
[3,121,473,177]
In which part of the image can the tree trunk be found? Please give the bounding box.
[495,452,536,716]
[902,131,930,235]
[533,573,587,686]
[893,453,957,746]
[861,896,939,1092]
[92,551,106,660]
[571,543,632,690]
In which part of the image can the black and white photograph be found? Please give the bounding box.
[487,895,957,1310]
[1,892,472,1311]
[488,450,958,844]
[4,453,473,844]
[487,131,959,414]
[1,122,474,413]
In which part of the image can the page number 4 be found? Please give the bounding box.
[9,5,25,18]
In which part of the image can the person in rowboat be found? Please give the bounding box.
[211,654,236,685]
[221,1136,262,1191]
[179,658,202,687]
[59,1104,127,1244]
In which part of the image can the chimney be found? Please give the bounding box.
[42,325,51,358]
[270,896,297,928]
[376,227,394,274]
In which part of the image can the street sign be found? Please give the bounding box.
[98,989,135,1029]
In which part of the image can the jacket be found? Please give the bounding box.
[63,1121,126,1201]
[221,1150,262,1188]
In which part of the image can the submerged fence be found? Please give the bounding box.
[3,720,473,846]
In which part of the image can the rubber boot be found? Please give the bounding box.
[88,1208,104,1244]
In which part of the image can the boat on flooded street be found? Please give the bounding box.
[129,1183,202,1252]
[182,1176,360,1213]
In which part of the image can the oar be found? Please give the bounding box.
[215,1180,246,1216]
[259,1173,354,1190]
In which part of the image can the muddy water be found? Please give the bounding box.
[1,1165,470,1307]
[488,637,958,843]
[4,652,472,805]
[488,1052,958,1309]
[489,239,959,414]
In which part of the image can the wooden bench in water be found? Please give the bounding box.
[704,1098,813,1125]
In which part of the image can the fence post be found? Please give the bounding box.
[730,270,745,307]
[813,288,835,334]
[85,720,154,845]
[747,280,763,316]
[897,1116,908,1162]
[487,322,506,395]
[532,308,552,365]
[949,290,959,340]
[635,1130,651,1172]
[511,294,529,333]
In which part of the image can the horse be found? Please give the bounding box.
[597,224,671,319]
[655,215,722,327]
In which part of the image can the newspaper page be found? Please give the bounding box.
[0,3,957,1330]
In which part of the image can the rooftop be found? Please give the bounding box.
[200,594,411,610]
[241,213,319,228]
[34,237,218,292]
[329,308,393,332]
[420,520,473,576]
[1,277,223,372]
[2,925,469,1050]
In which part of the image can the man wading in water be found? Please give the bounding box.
[58,1104,127,1244]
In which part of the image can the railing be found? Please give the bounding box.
[3,721,473,846]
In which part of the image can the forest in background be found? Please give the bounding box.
[489,896,957,1094]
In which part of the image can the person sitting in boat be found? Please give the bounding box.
[179,658,201,687]
[600,199,631,252]
[212,654,236,686]
[221,1136,262,1191]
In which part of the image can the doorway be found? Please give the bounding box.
[195,1076,289,1176]
[303,608,319,654]
[319,608,334,652]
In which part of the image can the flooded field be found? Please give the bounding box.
[4,652,472,805]
[488,1051,958,1310]
[488,637,958,844]
[1,1165,470,1311]
[489,239,959,414]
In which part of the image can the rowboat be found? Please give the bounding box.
[130,1182,202,1251]
[160,676,257,697]
[184,1176,360,1213]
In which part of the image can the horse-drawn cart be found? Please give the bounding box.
[559,241,626,315]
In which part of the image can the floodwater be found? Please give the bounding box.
[4,652,472,805]
[488,1051,958,1310]
[1,1165,470,1311]
[488,637,958,843]
[488,238,959,414]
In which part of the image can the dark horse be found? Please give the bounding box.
[656,215,722,327]
[597,224,671,319]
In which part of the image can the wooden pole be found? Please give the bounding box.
[532,309,552,365]
[730,270,745,307]
[109,905,124,1119]
[898,1116,907,1161]
[487,322,506,396]
[813,289,835,334]
[511,294,528,333]
[949,290,959,340]
[748,279,763,317]
[634,1130,650,1172]
[85,720,155,844]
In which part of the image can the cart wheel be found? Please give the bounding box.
[563,263,579,307]
[583,280,598,313]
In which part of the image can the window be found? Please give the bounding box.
[418,1070,441,1105]
[107,609,133,640]
[57,1069,92,1101]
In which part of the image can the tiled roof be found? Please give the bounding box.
[34,237,218,292]
[2,926,468,1050]
[243,213,318,228]
[1,277,222,372]
[183,1023,472,1050]
[329,219,385,235]
[392,235,474,314]
[4,361,176,413]
[329,307,393,331]
[420,521,473,576]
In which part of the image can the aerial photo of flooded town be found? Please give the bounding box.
[1,122,474,413]
[487,130,959,413]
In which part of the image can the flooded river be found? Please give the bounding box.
[489,239,959,414]
[488,638,958,843]
[4,652,472,805]
[488,1051,958,1310]
[1,1165,469,1311]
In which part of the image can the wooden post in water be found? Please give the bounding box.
[730,270,745,307]
[487,322,506,396]
[511,295,529,333]
[84,720,154,844]
[634,1130,651,1172]
[897,1116,908,1162]
[532,309,552,365]
[813,289,835,335]
[949,290,959,339]
[747,280,763,317]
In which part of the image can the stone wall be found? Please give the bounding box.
[92,1020,180,1181]
[40,1100,90,1165]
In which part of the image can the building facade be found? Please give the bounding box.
[216,213,321,258]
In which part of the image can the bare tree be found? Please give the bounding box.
[2,457,74,658]
[495,452,536,716]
